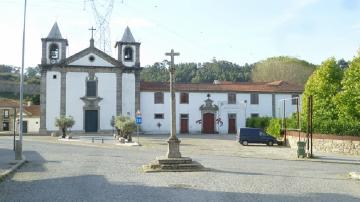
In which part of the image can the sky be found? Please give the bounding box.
[0,0,360,68]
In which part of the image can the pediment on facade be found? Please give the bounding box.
[65,47,120,67]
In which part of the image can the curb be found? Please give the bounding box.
[349,172,360,180]
[0,157,27,182]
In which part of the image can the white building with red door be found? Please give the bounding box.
[140,81,302,134]
[40,22,303,135]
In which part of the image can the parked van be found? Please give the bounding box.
[237,128,277,146]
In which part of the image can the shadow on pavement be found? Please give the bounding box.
[0,174,359,202]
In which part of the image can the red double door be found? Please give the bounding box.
[203,113,215,134]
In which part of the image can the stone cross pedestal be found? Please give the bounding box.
[142,49,206,172]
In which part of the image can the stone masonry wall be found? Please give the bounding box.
[286,131,360,155]
[0,81,40,95]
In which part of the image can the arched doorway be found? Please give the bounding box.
[199,94,219,134]
[203,113,215,134]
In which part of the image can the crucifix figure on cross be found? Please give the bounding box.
[89,26,96,39]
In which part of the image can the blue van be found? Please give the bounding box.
[237,128,277,146]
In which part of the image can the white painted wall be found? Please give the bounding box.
[97,73,116,130]
[66,72,88,131]
[122,73,135,117]
[23,117,40,133]
[46,71,61,131]
[69,53,115,67]
[275,94,302,118]
[140,91,301,134]
[247,94,273,117]
[122,45,136,67]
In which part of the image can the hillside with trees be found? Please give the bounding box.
[251,56,317,86]
[141,59,253,83]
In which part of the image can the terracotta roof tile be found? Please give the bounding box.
[24,105,40,117]
[0,99,19,108]
[140,81,303,93]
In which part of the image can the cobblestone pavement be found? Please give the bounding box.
[0,135,359,202]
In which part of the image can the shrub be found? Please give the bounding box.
[246,117,271,129]
[55,116,75,138]
[115,116,136,142]
[266,118,282,138]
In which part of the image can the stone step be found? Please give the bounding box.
[156,157,193,165]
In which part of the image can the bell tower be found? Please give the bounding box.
[115,26,140,68]
[41,22,68,65]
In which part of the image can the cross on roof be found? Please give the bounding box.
[89,26,96,39]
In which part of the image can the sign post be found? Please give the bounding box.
[136,110,142,145]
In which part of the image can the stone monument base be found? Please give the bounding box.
[142,156,208,173]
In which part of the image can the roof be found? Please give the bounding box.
[24,105,40,117]
[47,22,63,39]
[140,80,304,93]
[121,26,136,42]
[0,99,19,108]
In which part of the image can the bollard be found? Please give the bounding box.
[15,140,22,160]
[102,138,104,144]
[92,137,94,143]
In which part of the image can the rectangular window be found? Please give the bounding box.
[228,113,236,119]
[180,114,189,119]
[86,80,97,97]
[3,110,9,119]
[180,92,189,104]
[228,93,236,104]
[292,94,299,105]
[250,93,259,105]
[154,113,164,119]
[154,92,164,104]
[251,113,259,118]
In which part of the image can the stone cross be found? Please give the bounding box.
[165,49,181,158]
[165,49,180,139]
[165,49,180,73]
[89,26,96,39]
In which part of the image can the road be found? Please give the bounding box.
[0,135,359,202]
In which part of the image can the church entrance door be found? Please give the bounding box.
[203,113,215,134]
[85,110,98,132]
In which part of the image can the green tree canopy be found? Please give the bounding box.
[336,52,360,123]
[251,56,316,86]
[141,60,252,83]
[301,58,343,126]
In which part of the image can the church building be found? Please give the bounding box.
[40,23,303,135]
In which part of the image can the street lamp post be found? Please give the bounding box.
[16,0,27,160]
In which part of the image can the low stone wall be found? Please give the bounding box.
[286,131,360,155]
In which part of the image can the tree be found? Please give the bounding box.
[141,60,253,83]
[251,56,316,86]
[336,52,360,123]
[301,58,343,128]
[25,66,41,84]
[115,116,136,142]
[25,94,40,105]
[55,116,75,138]
[337,58,349,70]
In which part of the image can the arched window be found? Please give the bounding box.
[49,43,59,59]
[124,47,133,61]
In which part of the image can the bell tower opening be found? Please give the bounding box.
[49,43,59,60]
[124,46,133,61]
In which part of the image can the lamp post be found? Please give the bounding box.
[16,0,27,160]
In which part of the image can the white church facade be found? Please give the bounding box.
[40,23,303,135]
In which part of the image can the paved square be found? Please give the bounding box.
[0,135,359,202]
